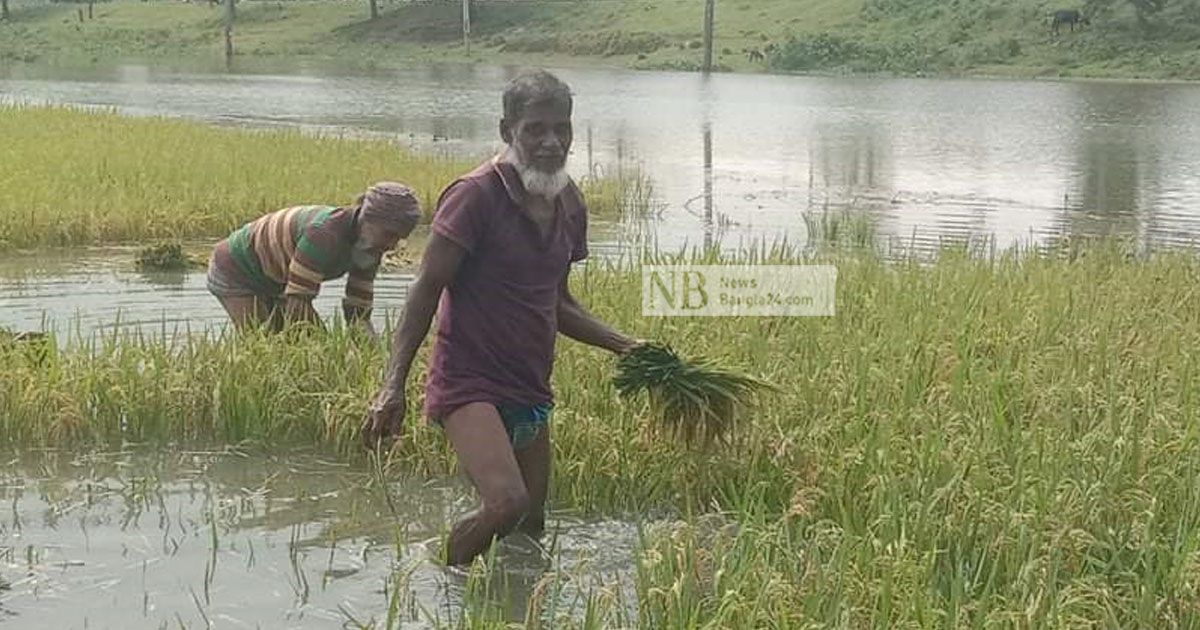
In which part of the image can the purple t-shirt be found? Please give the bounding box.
[423,157,589,419]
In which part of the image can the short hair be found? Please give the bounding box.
[502,70,573,122]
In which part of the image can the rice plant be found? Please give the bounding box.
[613,342,775,445]
[802,206,877,250]
[5,227,1200,624]
[0,105,643,250]
[577,167,658,222]
[135,242,204,271]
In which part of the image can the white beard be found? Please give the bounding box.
[504,147,570,199]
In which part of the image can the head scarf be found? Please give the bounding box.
[358,182,420,234]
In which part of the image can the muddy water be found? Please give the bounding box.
[0,447,641,629]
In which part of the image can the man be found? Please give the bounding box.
[362,70,641,566]
[206,182,420,337]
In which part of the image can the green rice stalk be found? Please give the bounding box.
[613,342,776,446]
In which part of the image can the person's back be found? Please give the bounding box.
[206,183,420,333]
[220,205,342,296]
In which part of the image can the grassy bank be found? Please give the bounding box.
[0,105,647,249]
[1,0,1198,80]
[5,241,1200,625]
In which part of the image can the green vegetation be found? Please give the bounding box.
[0,105,645,250]
[5,240,1200,625]
[135,241,204,270]
[0,104,473,248]
[804,207,878,251]
[613,341,776,446]
[774,0,1200,78]
[576,167,656,222]
[1,0,1198,80]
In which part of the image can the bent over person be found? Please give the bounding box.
[362,70,641,566]
[206,183,420,336]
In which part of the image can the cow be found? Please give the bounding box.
[746,48,765,62]
[1051,9,1090,36]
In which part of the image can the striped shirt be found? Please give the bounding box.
[217,205,375,310]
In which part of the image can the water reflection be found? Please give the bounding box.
[809,121,889,193]
[703,120,714,250]
[1,65,1200,262]
[1054,81,1192,253]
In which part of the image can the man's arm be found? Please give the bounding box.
[380,233,467,391]
[557,272,639,355]
[363,178,486,447]
[283,228,333,330]
[361,234,465,447]
[343,269,377,337]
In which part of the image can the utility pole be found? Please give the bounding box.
[703,0,715,73]
[224,0,235,70]
[462,0,471,55]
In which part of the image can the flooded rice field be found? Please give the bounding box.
[0,447,643,628]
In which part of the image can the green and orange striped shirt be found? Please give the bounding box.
[219,205,375,310]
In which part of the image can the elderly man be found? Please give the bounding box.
[363,70,640,566]
[206,182,420,336]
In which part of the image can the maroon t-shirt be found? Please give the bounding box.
[423,157,589,419]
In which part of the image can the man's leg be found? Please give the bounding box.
[441,402,531,566]
[514,426,551,535]
[215,294,275,331]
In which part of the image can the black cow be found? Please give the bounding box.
[1051,9,1090,35]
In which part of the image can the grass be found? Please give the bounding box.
[5,238,1200,625]
[0,0,849,73]
[771,0,1200,79]
[576,167,657,223]
[2,0,1199,80]
[0,105,649,249]
[803,206,878,251]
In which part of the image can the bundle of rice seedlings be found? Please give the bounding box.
[613,342,776,445]
[135,242,203,271]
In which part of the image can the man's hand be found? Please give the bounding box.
[284,295,324,330]
[362,387,406,450]
[615,336,648,357]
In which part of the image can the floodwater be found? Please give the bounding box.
[3,61,1200,336]
[0,447,642,629]
[3,60,1200,624]
[4,61,1200,255]
[4,62,1200,336]
[0,244,412,340]
[0,225,627,340]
